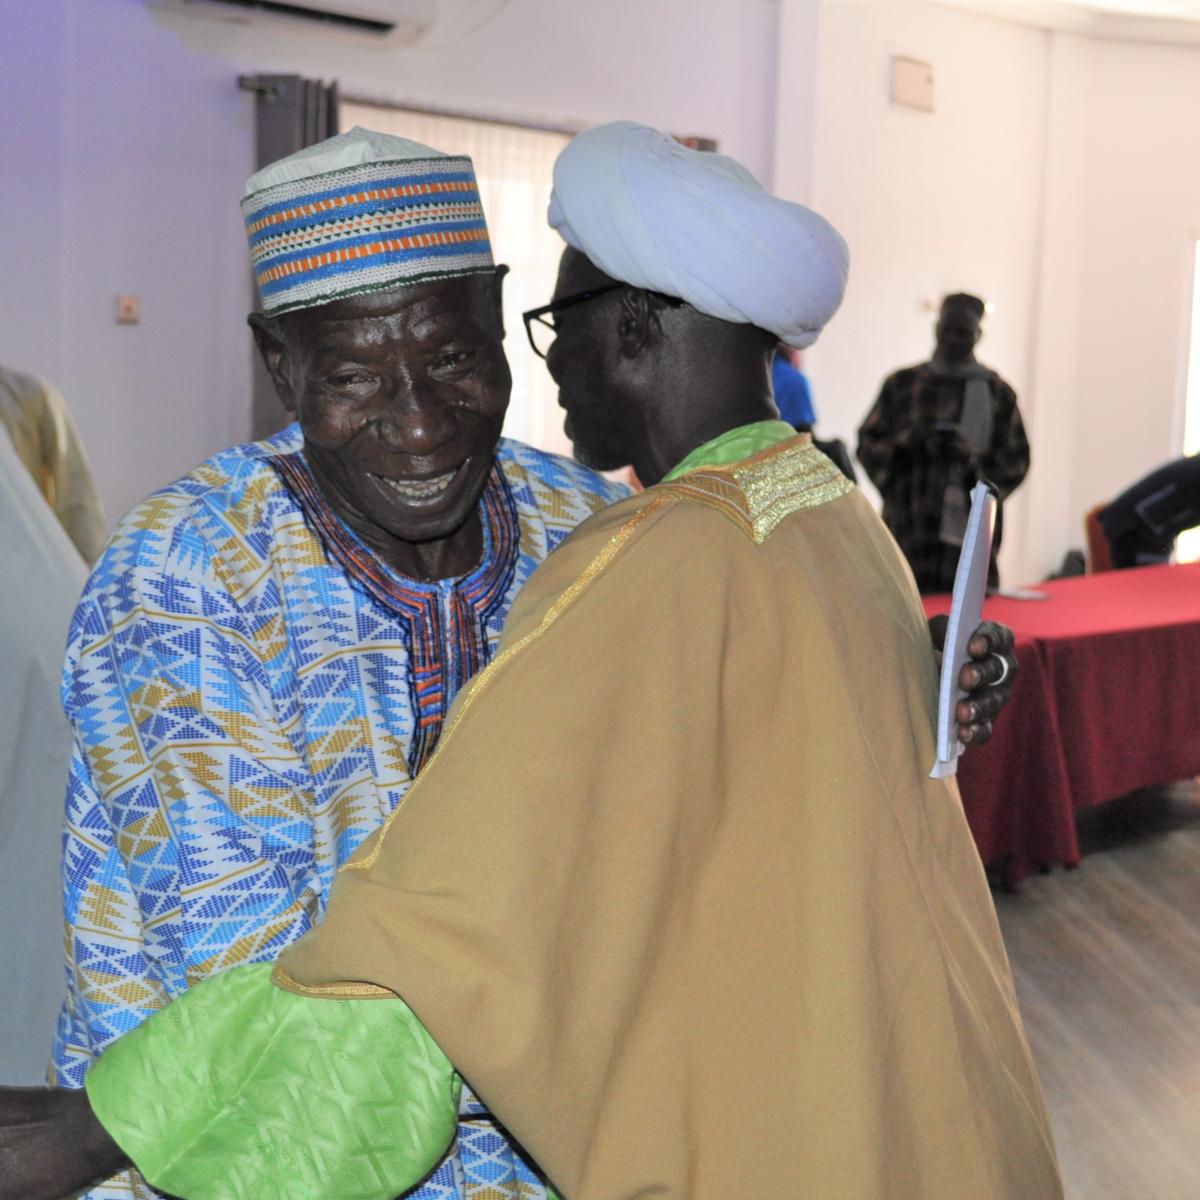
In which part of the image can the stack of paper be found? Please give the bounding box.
[930,482,998,779]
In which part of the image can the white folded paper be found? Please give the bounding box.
[931,482,998,779]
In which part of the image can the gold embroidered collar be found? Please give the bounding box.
[658,436,854,544]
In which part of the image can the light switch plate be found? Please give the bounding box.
[116,295,141,325]
[891,56,934,113]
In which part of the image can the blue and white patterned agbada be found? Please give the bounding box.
[53,424,626,1200]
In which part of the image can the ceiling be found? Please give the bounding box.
[940,0,1200,44]
[1061,0,1200,16]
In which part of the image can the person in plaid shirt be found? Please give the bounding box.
[857,293,1030,593]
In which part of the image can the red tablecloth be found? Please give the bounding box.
[923,563,1200,885]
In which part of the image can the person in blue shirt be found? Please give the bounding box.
[770,343,816,429]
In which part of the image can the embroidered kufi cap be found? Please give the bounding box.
[243,126,495,317]
[548,121,848,349]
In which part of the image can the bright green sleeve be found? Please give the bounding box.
[85,962,460,1200]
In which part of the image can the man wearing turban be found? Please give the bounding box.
[1,124,1053,1200]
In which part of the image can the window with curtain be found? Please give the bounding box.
[1177,238,1200,564]
[341,101,572,457]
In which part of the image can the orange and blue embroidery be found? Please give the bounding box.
[271,453,519,776]
[243,158,494,316]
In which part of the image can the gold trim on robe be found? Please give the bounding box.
[660,433,854,544]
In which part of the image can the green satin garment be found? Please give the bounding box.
[661,419,798,481]
[86,963,461,1200]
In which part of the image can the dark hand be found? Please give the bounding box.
[928,616,1018,747]
[932,423,978,465]
[0,1086,128,1200]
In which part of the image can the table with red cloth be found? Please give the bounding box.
[923,562,1200,886]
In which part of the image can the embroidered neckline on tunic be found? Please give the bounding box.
[657,435,854,544]
[269,452,519,774]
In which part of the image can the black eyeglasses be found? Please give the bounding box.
[522,284,685,360]
[521,284,624,360]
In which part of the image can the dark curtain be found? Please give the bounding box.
[242,74,339,441]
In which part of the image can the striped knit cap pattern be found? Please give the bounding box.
[243,140,494,317]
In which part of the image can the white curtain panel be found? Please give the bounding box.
[341,102,572,457]
[1175,239,1200,564]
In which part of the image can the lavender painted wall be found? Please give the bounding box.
[1,0,784,525]
[1,0,69,385]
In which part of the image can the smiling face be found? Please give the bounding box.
[544,248,638,473]
[253,272,511,579]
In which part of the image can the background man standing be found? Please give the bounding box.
[857,292,1030,592]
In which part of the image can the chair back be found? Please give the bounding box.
[1084,504,1113,573]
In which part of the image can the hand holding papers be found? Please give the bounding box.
[931,482,998,779]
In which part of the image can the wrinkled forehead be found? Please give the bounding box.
[279,273,501,345]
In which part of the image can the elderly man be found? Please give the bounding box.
[2,123,1055,1200]
[50,127,627,1200]
[857,293,1030,593]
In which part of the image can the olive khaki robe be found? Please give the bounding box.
[277,436,1062,1200]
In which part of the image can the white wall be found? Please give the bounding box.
[1019,29,1200,581]
[1066,36,1200,535]
[1022,30,1089,579]
[776,1,1200,583]
[777,0,1051,585]
[773,0,821,205]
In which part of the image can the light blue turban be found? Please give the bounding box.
[548,121,849,349]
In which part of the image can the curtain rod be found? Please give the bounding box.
[238,74,282,98]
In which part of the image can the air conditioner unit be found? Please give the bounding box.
[149,0,439,44]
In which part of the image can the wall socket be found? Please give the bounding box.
[116,295,141,325]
